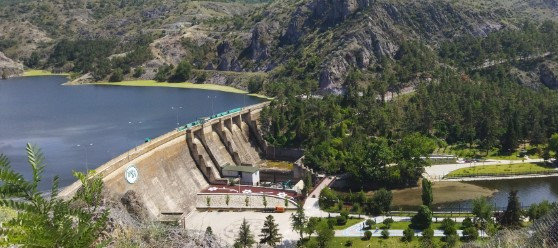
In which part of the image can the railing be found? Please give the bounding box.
[445,170,558,179]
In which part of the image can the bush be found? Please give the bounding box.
[363,230,372,240]
[345,240,353,246]
[461,217,473,229]
[247,76,264,93]
[410,205,432,230]
[336,215,347,225]
[365,219,375,229]
[319,187,338,209]
[327,218,335,229]
[109,68,124,82]
[133,66,144,78]
[421,227,434,241]
[382,218,394,229]
[444,233,459,247]
[441,218,456,234]
[462,226,479,241]
[169,60,192,82]
[402,227,414,242]
[381,229,389,239]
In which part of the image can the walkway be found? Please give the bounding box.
[424,159,545,180]
[335,219,486,238]
[304,176,336,217]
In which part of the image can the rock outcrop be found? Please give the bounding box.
[540,61,558,89]
[0,52,23,79]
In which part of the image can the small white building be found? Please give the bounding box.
[222,165,260,186]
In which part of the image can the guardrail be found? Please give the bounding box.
[445,169,558,179]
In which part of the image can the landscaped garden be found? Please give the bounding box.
[446,163,556,178]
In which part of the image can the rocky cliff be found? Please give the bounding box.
[0,52,23,78]
[540,61,558,89]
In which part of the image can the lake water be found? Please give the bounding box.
[0,76,264,189]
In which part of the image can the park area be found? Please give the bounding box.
[446,162,557,178]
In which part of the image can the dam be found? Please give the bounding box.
[60,102,307,220]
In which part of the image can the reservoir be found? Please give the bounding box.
[0,76,264,189]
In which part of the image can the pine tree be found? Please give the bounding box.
[234,218,255,248]
[259,215,282,247]
[290,202,307,242]
[500,190,522,228]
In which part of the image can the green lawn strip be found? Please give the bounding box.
[93,80,273,99]
[315,218,365,230]
[23,69,69,77]
[309,237,461,248]
[447,163,556,177]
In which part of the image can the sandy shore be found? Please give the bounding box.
[391,181,497,208]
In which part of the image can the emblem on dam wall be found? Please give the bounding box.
[125,165,139,184]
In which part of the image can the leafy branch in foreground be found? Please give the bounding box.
[0,143,108,247]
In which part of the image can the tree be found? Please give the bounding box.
[319,187,338,209]
[205,226,213,236]
[383,218,394,229]
[550,133,558,159]
[364,230,372,240]
[381,229,390,239]
[500,190,522,228]
[305,217,319,237]
[234,218,255,248]
[365,219,375,229]
[472,197,493,230]
[411,205,432,230]
[367,188,392,215]
[421,227,434,241]
[462,226,479,241]
[0,144,108,247]
[440,218,456,234]
[444,233,459,247]
[170,60,192,82]
[527,200,552,220]
[262,196,268,208]
[109,68,124,82]
[315,221,334,248]
[133,66,144,78]
[421,178,433,207]
[154,64,173,82]
[291,202,307,242]
[259,215,282,247]
[402,227,415,242]
[302,173,312,197]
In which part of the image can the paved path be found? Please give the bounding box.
[304,176,336,217]
[424,159,545,180]
[336,220,486,238]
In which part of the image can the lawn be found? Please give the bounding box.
[262,160,294,170]
[435,144,547,160]
[23,69,69,77]
[447,163,556,177]
[315,218,365,230]
[94,80,272,99]
[311,237,462,248]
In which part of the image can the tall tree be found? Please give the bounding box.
[259,215,282,247]
[315,221,334,248]
[472,197,494,231]
[421,178,433,208]
[234,219,255,248]
[0,144,108,247]
[290,202,307,242]
[549,133,558,159]
[500,190,522,228]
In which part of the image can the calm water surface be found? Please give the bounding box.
[0,76,264,189]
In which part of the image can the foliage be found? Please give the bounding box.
[461,217,474,229]
[410,205,432,230]
[169,60,192,82]
[500,190,522,228]
[291,202,307,242]
[0,144,108,247]
[472,197,493,230]
[462,226,479,241]
[550,133,558,159]
[421,227,434,241]
[365,188,392,215]
[382,218,394,229]
[363,230,372,240]
[319,187,338,209]
[109,68,124,82]
[440,218,456,234]
[259,215,282,247]
[248,76,264,93]
[262,196,267,208]
[133,66,145,78]
[381,229,390,239]
[527,200,554,220]
[155,64,173,82]
[444,233,459,247]
[365,219,375,229]
[402,227,415,242]
[421,178,433,208]
[315,221,334,248]
[336,215,347,226]
[234,218,255,248]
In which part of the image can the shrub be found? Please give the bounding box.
[133,66,144,78]
[421,227,434,241]
[247,76,264,93]
[444,233,459,247]
[109,68,124,82]
[411,205,432,230]
[461,217,473,229]
[402,227,414,242]
[319,187,338,209]
[336,215,347,225]
[382,218,394,229]
[381,229,389,239]
[441,218,456,233]
[462,226,479,241]
[345,240,353,246]
[365,219,375,229]
[363,230,372,240]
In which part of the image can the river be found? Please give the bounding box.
[0,76,264,189]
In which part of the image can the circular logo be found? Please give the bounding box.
[125,165,139,184]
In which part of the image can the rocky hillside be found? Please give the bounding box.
[1,0,557,92]
[0,51,23,78]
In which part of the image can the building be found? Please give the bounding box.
[222,165,260,186]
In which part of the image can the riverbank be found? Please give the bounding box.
[23,69,69,77]
[89,80,272,100]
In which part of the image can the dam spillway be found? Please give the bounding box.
[59,102,271,219]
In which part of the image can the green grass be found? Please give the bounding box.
[262,160,293,170]
[311,237,462,248]
[316,218,365,230]
[94,80,272,99]
[447,163,556,177]
[23,70,69,77]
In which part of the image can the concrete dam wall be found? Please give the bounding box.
[60,103,270,219]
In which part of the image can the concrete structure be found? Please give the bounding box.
[222,165,260,185]
[60,102,271,220]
